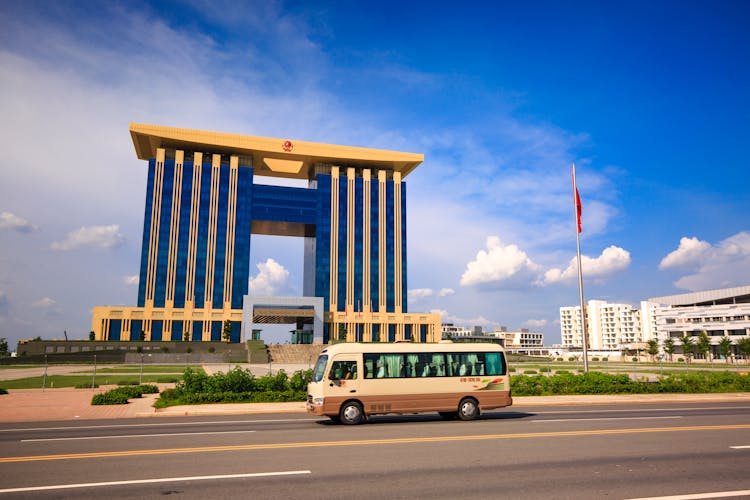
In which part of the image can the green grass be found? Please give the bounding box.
[0,374,177,389]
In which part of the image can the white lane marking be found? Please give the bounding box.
[532,416,683,423]
[0,470,312,493]
[1,418,319,433]
[21,430,256,442]
[625,489,750,500]
[533,406,750,415]
[729,445,750,449]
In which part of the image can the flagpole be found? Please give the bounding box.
[572,163,589,372]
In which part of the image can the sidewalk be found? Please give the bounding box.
[1,388,748,423]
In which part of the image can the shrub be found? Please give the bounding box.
[117,380,140,386]
[568,357,576,362]
[592,357,599,362]
[556,358,564,362]
[155,368,314,408]
[632,357,638,362]
[156,376,180,383]
[92,391,130,405]
[75,383,98,389]
[91,384,159,405]
[539,367,551,373]
[524,370,538,375]
[0,388,7,395]
[208,347,215,353]
[508,367,517,372]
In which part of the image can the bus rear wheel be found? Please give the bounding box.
[339,401,365,425]
[457,397,479,421]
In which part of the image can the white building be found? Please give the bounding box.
[648,285,750,358]
[486,327,544,349]
[441,323,473,339]
[560,300,647,351]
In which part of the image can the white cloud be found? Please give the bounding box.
[460,236,541,288]
[123,275,139,286]
[50,225,125,251]
[408,288,434,300]
[662,232,750,291]
[429,309,496,329]
[543,245,631,285]
[408,287,455,301]
[659,236,712,270]
[524,319,548,328]
[0,211,37,233]
[33,297,57,309]
[249,258,290,295]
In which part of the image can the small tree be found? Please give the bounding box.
[139,330,146,341]
[696,331,711,362]
[646,339,659,362]
[0,337,8,357]
[718,336,733,363]
[737,337,750,365]
[183,329,190,342]
[222,320,232,343]
[679,334,694,364]
[89,330,95,341]
[663,338,676,362]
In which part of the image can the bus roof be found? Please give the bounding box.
[318,342,505,356]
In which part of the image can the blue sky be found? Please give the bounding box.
[1,1,749,347]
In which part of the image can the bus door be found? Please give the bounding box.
[327,358,360,397]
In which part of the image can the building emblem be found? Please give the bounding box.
[282,140,293,152]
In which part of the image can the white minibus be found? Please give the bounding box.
[307,341,512,424]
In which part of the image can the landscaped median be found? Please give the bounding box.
[75,367,750,407]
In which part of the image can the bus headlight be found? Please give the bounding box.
[311,397,324,406]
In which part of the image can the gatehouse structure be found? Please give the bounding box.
[91,124,441,344]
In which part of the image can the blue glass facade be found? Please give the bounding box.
[134,154,409,342]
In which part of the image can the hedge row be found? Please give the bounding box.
[510,371,750,396]
[91,384,160,405]
[154,367,312,408]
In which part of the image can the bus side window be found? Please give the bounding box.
[485,353,503,375]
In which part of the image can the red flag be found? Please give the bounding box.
[572,168,582,233]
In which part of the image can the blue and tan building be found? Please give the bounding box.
[92,124,441,344]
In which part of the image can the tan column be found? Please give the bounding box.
[184,152,203,310]
[145,148,166,308]
[223,156,239,310]
[346,167,355,313]
[329,167,340,312]
[393,171,402,313]
[378,170,387,313]
[202,154,221,341]
[165,150,184,308]
[362,169,371,313]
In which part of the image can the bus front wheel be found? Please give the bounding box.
[457,397,479,421]
[339,401,365,425]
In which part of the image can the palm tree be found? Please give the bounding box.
[646,339,659,363]
[718,336,733,364]
[663,338,676,362]
[737,338,750,365]
[696,331,712,363]
[679,333,694,365]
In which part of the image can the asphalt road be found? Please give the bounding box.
[0,402,749,499]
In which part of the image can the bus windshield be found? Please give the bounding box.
[312,354,328,382]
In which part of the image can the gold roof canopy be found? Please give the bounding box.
[130,123,424,179]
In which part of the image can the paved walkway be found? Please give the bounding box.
[2,363,749,423]
[1,387,749,423]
